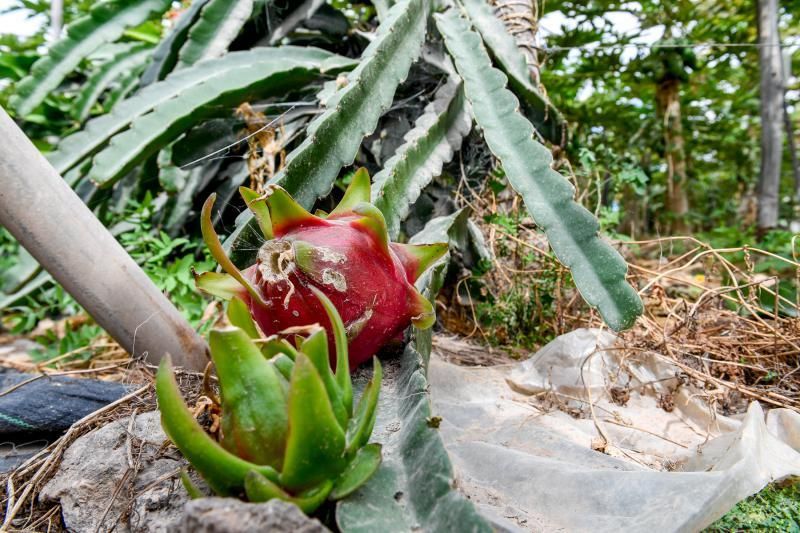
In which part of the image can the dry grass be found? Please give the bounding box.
[443,173,800,414]
[0,363,210,532]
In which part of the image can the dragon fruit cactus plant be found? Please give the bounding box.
[195,168,448,368]
[157,288,382,511]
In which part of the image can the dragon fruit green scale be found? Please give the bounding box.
[196,168,448,368]
[156,288,383,511]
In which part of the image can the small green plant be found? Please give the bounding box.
[473,250,569,351]
[29,323,104,363]
[115,195,215,326]
[706,481,800,532]
[157,288,382,512]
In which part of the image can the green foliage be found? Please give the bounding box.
[0,196,214,362]
[9,0,172,116]
[28,323,104,363]
[87,46,354,187]
[458,0,567,145]
[1,0,645,354]
[473,213,568,350]
[372,80,471,239]
[113,196,215,326]
[139,0,210,85]
[72,41,152,122]
[707,481,800,532]
[156,291,383,512]
[175,0,254,68]
[49,49,281,174]
[541,0,800,235]
[271,0,432,209]
[2,283,84,336]
[436,8,642,331]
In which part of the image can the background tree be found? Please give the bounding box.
[757,0,785,234]
[540,0,799,240]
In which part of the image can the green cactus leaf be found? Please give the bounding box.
[156,356,279,495]
[139,0,211,86]
[9,0,171,117]
[240,186,274,240]
[269,0,431,209]
[156,143,189,194]
[265,0,325,45]
[310,286,352,416]
[72,42,152,123]
[299,328,348,429]
[176,0,254,68]
[1,247,41,294]
[245,472,334,514]
[0,271,50,311]
[50,46,355,175]
[210,328,289,470]
[193,271,244,300]
[226,296,261,340]
[457,0,567,145]
[329,168,371,218]
[201,194,267,307]
[180,469,204,499]
[371,80,472,239]
[336,213,492,532]
[87,50,355,188]
[281,353,347,490]
[331,443,382,500]
[346,358,382,455]
[435,9,643,331]
[103,64,143,110]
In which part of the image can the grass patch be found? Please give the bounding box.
[706,480,800,532]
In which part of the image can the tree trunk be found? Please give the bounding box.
[786,97,800,227]
[49,0,63,40]
[656,78,690,234]
[783,53,800,230]
[756,0,784,233]
[493,0,541,86]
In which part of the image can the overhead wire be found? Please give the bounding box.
[542,40,800,53]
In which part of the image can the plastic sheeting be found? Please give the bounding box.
[429,328,800,532]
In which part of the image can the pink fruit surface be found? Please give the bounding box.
[196,169,448,368]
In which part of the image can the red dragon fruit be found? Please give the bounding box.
[195,168,448,368]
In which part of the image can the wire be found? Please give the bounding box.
[178,105,297,170]
[543,40,800,53]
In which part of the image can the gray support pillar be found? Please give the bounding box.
[0,107,208,370]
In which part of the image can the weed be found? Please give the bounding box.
[706,481,800,532]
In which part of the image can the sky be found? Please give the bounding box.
[0,0,45,38]
[540,8,663,62]
[0,2,660,45]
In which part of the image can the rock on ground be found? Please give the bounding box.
[40,410,189,532]
[39,411,332,532]
[180,498,330,533]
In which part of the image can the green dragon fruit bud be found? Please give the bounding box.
[156,289,382,512]
[195,168,448,368]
